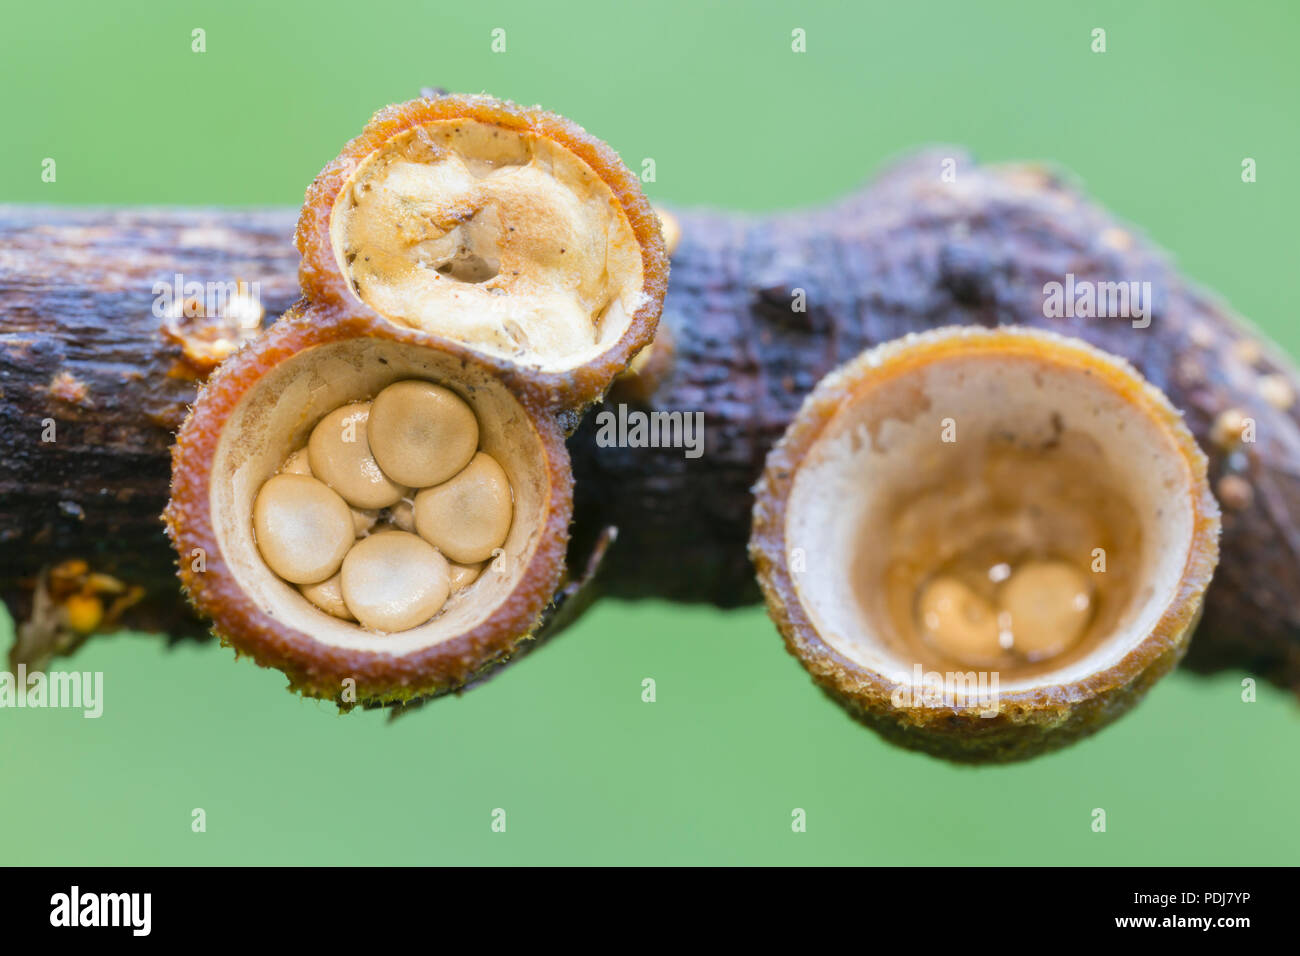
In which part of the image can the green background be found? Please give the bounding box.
[2,0,1298,864]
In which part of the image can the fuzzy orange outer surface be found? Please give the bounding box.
[294,94,669,411]
[748,325,1222,763]
[165,305,574,705]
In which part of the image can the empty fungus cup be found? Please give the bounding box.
[296,94,669,407]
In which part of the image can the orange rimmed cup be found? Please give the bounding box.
[166,306,573,705]
[295,94,669,409]
[750,326,1220,762]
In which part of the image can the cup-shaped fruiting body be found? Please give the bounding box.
[750,326,1220,763]
[296,94,670,408]
[166,306,572,705]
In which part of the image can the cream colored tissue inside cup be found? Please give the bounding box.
[330,120,645,372]
[211,337,552,654]
[784,354,1197,693]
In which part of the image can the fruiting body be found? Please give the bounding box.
[167,309,575,704]
[998,560,1094,658]
[14,149,1300,696]
[350,507,379,536]
[166,93,667,705]
[750,326,1220,762]
[340,531,452,631]
[367,380,479,487]
[389,498,416,532]
[251,475,354,584]
[915,576,1002,666]
[282,449,312,475]
[299,573,353,621]
[295,95,669,408]
[448,561,484,592]
[333,121,642,371]
[308,403,407,509]
[414,452,513,564]
[251,379,515,632]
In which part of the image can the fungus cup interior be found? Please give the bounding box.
[329,120,646,372]
[211,335,554,654]
[785,340,1201,692]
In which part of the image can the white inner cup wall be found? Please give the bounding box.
[785,354,1196,693]
[328,120,647,373]
[211,337,552,654]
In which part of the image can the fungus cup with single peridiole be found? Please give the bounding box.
[750,326,1221,762]
[166,94,668,706]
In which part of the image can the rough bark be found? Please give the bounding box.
[0,207,300,655]
[2,150,1298,690]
